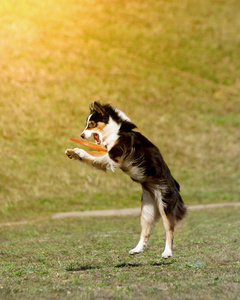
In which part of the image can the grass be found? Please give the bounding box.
[0,0,239,223]
[0,207,239,299]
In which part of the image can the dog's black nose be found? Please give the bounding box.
[81,133,85,139]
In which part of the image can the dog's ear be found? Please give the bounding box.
[89,103,95,113]
[93,101,105,116]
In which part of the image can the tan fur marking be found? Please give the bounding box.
[81,156,108,171]
[88,120,96,128]
[159,203,175,256]
[96,122,106,131]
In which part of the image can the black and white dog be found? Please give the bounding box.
[65,102,187,258]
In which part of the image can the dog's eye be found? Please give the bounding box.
[88,121,96,128]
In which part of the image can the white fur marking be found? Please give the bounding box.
[123,165,145,182]
[115,108,131,122]
[102,117,120,150]
[74,148,87,158]
[84,113,92,131]
[162,241,173,258]
[129,237,147,255]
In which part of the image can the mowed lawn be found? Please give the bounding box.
[0,208,239,299]
[0,0,239,223]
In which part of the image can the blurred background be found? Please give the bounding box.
[0,0,239,222]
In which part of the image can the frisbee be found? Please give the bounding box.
[70,138,108,152]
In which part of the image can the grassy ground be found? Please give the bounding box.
[0,0,239,222]
[0,207,239,299]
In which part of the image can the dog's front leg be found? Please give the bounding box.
[65,148,83,161]
[65,148,115,172]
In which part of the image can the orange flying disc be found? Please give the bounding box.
[70,138,108,152]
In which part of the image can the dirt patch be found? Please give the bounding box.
[1,203,239,226]
[51,202,240,219]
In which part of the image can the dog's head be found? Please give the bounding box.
[81,102,136,147]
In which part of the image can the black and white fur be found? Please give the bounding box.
[65,102,187,258]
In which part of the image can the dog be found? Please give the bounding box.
[65,102,187,258]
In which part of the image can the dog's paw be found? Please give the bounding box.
[129,242,147,255]
[65,148,83,161]
[65,149,77,160]
[161,250,172,259]
[129,248,144,255]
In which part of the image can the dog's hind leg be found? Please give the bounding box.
[129,188,159,255]
[158,199,176,259]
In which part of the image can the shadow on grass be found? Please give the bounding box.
[66,261,173,271]
[66,264,101,271]
[115,261,173,268]
[115,263,142,268]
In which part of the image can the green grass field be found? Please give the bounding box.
[0,0,239,298]
[0,208,239,299]
[0,0,239,223]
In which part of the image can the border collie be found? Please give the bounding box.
[65,102,187,258]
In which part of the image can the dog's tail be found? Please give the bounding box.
[160,179,187,222]
[170,192,187,221]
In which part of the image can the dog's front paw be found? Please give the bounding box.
[65,148,83,161]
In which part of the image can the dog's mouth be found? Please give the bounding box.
[93,133,101,145]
